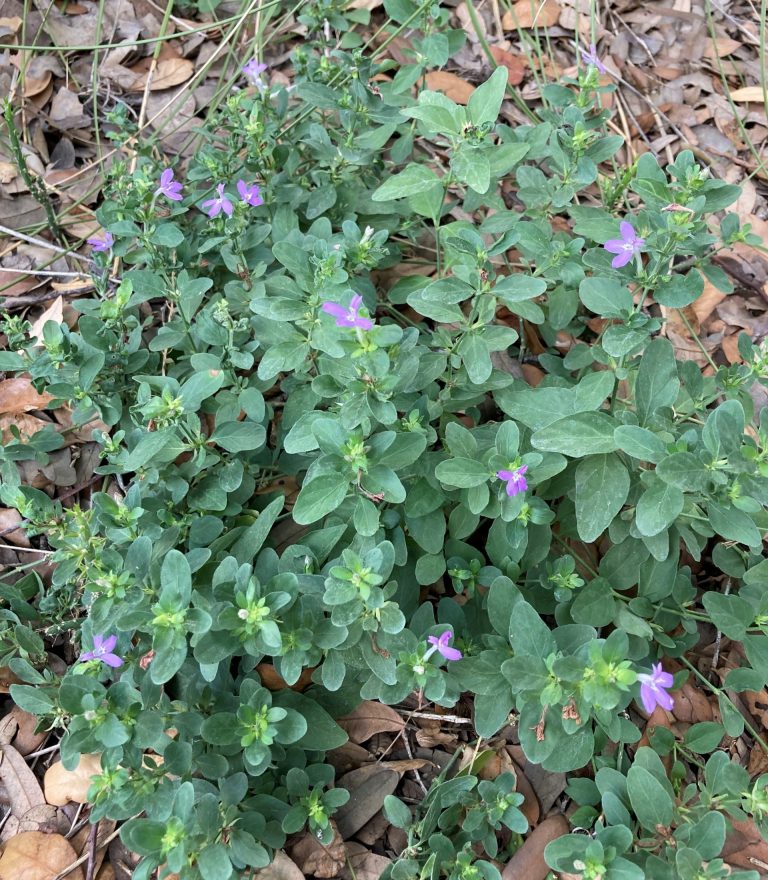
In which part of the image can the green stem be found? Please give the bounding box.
[2,99,64,245]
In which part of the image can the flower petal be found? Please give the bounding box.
[321,302,347,319]
[611,252,632,269]
[619,221,636,241]
[439,645,463,662]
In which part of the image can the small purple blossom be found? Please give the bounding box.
[637,662,674,714]
[87,231,114,253]
[424,631,463,662]
[603,221,646,269]
[237,179,263,207]
[202,183,234,219]
[497,465,528,497]
[80,634,123,668]
[243,59,268,88]
[580,43,607,75]
[155,167,183,202]
[321,295,373,330]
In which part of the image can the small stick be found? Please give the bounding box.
[84,822,98,880]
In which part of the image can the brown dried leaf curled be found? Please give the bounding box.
[44,754,102,806]
[0,830,84,880]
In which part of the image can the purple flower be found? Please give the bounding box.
[155,168,183,202]
[603,221,646,269]
[637,662,674,714]
[237,179,263,207]
[321,295,373,330]
[202,183,234,219]
[87,231,114,253]
[497,465,528,497]
[243,59,268,88]
[80,634,123,668]
[580,43,607,74]
[424,631,463,662]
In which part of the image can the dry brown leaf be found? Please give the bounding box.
[0,744,46,818]
[253,851,305,880]
[29,296,64,346]
[489,46,526,86]
[49,87,89,130]
[723,817,768,872]
[340,843,391,880]
[0,378,53,415]
[288,821,345,878]
[729,86,767,103]
[0,413,49,444]
[256,663,314,693]
[0,509,30,547]
[0,707,46,756]
[672,680,712,723]
[380,758,428,772]
[334,765,399,839]
[0,16,22,35]
[338,701,405,743]
[692,275,728,325]
[501,815,570,880]
[424,71,475,104]
[704,37,742,58]
[129,56,194,92]
[502,0,561,29]
[721,333,742,364]
[22,71,52,99]
[44,754,102,806]
[0,830,84,880]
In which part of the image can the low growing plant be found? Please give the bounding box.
[1,3,767,878]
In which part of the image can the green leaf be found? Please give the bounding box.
[231,496,285,565]
[635,482,684,537]
[708,502,761,547]
[683,722,725,754]
[150,223,185,248]
[467,66,508,127]
[210,421,266,453]
[292,474,350,525]
[626,765,674,831]
[197,843,234,880]
[384,795,412,830]
[451,148,491,194]
[636,338,680,424]
[531,412,619,456]
[653,270,704,308]
[434,458,490,488]
[371,164,441,201]
[575,454,630,542]
[579,277,633,316]
[702,592,754,640]
[656,452,710,492]
[614,425,667,463]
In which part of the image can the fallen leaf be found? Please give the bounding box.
[22,70,52,98]
[704,37,742,58]
[129,56,194,92]
[490,46,526,85]
[253,851,305,880]
[0,830,84,880]
[502,0,561,29]
[501,815,570,880]
[288,821,345,878]
[424,71,476,104]
[0,745,46,820]
[0,378,53,415]
[256,663,314,692]
[729,86,767,103]
[29,296,64,346]
[2,707,46,757]
[340,842,391,880]
[0,413,49,444]
[49,87,90,130]
[338,701,405,743]
[7,804,70,840]
[0,510,30,547]
[44,754,102,806]
[334,765,399,839]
